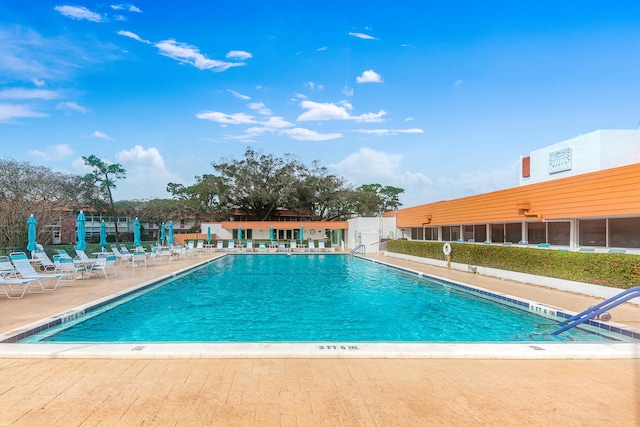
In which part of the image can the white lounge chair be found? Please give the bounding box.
[89,255,118,279]
[245,240,253,252]
[54,255,88,283]
[131,251,147,268]
[0,275,43,299]
[9,252,71,291]
[33,251,57,272]
[318,240,326,252]
[196,240,204,252]
[258,242,267,252]
[307,240,315,252]
[0,256,17,277]
[226,240,235,252]
[110,245,132,263]
[215,241,224,251]
[290,240,298,251]
[278,242,287,252]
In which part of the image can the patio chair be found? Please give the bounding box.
[110,245,132,263]
[215,241,224,251]
[258,242,267,252]
[226,240,235,252]
[131,251,147,268]
[290,240,298,252]
[9,252,71,291]
[245,240,253,252]
[318,240,326,252]
[278,242,287,252]
[196,240,204,252]
[0,256,17,277]
[54,255,88,283]
[0,275,43,299]
[33,251,58,272]
[89,255,118,279]
[307,240,316,252]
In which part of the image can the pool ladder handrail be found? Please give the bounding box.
[551,286,640,336]
[350,244,366,256]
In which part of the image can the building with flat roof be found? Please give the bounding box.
[396,130,640,253]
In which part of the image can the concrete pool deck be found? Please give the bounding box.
[0,252,639,425]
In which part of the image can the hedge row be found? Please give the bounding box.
[387,240,640,290]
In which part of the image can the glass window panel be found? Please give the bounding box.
[474,225,486,243]
[609,217,640,248]
[491,224,504,243]
[450,226,461,242]
[505,223,521,243]
[442,226,451,241]
[463,225,474,241]
[548,222,570,245]
[527,222,546,244]
[579,219,606,246]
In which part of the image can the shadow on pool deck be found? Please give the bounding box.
[0,251,639,425]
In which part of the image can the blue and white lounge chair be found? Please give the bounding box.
[0,275,43,299]
[9,252,71,291]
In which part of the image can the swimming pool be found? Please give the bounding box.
[21,255,616,344]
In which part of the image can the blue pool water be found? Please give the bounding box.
[26,255,611,343]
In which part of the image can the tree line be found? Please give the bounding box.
[0,148,403,247]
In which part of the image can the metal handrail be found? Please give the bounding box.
[350,244,366,256]
[551,286,640,335]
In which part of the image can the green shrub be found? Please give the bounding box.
[387,240,640,289]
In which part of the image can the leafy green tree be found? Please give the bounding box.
[292,160,353,220]
[352,184,404,216]
[82,155,126,241]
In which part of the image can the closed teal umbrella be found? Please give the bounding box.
[133,217,141,247]
[300,225,304,241]
[26,214,37,252]
[160,222,165,244]
[99,220,107,247]
[237,225,242,241]
[168,221,174,245]
[76,211,87,251]
[207,226,211,243]
[269,226,274,241]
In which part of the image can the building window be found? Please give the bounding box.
[547,222,570,245]
[579,219,606,246]
[424,227,438,241]
[491,224,504,243]
[442,226,451,241]
[505,223,521,244]
[463,225,474,242]
[474,225,486,243]
[411,228,424,240]
[450,226,461,242]
[527,222,546,244]
[609,217,640,248]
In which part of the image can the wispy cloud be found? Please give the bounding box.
[354,128,424,136]
[317,46,328,51]
[196,111,257,125]
[228,90,250,100]
[304,82,324,91]
[112,4,143,13]
[91,131,110,139]
[54,5,104,22]
[348,32,377,40]
[356,69,383,84]
[248,102,272,115]
[56,101,88,113]
[0,104,47,122]
[32,79,46,87]
[454,79,464,88]
[28,144,73,160]
[226,50,252,60]
[117,30,151,44]
[0,88,58,100]
[297,100,385,123]
[281,128,343,141]
[155,39,247,72]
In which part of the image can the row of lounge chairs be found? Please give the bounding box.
[213,239,329,252]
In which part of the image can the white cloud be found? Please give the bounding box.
[117,30,151,44]
[129,5,142,13]
[0,104,47,122]
[196,111,257,125]
[228,89,250,100]
[91,131,110,139]
[28,144,73,160]
[356,69,383,84]
[297,100,385,122]
[263,116,293,129]
[317,46,328,51]
[54,5,104,22]
[342,86,354,97]
[155,39,246,72]
[248,102,272,115]
[281,128,343,141]
[0,88,58,100]
[405,116,413,122]
[111,4,125,10]
[331,147,432,206]
[454,79,464,88]
[32,79,46,87]
[348,32,377,40]
[111,4,142,13]
[304,82,324,91]
[115,15,127,21]
[56,101,88,113]
[354,128,424,136]
[112,145,185,200]
[226,50,252,60]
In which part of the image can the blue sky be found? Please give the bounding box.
[2,1,639,207]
